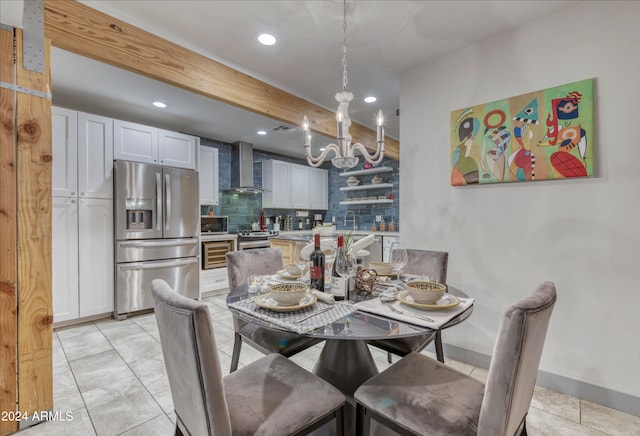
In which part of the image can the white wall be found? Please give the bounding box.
[399,1,640,400]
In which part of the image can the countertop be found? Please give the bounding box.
[200,233,238,242]
[271,230,399,241]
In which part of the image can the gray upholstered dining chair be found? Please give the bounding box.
[368,249,448,363]
[226,248,324,372]
[151,279,345,436]
[354,281,556,436]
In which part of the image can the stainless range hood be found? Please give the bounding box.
[224,141,263,194]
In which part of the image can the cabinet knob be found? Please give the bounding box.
[70,192,75,196]
[80,192,85,196]
[70,199,76,204]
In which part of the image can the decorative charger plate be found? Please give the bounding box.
[254,293,317,312]
[396,291,460,310]
[277,270,302,279]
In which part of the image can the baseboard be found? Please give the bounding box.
[444,344,640,418]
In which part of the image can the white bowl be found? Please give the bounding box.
[369,262,394,275]
[371,176,382,184]
[405,281,446,304]
[269,282,308,306]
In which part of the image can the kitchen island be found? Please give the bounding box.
[269,230,399,265]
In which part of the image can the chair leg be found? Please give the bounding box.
[355,403,370,436]
[175,424,183,436]
[230,332,242,372]
[521,419,528,436]
[387,352,393,364]
[435,330,445,363]
[335,406,345,436]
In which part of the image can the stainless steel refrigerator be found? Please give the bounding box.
[114,160,199,318]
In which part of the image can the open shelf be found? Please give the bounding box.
[339,199,394,205]
[338,167,393,177]
[340,183,394,191]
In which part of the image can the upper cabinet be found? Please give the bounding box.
[262,160,291,208]
[199,146,219,205]
[262,160,328,210]
[78,113,114,199]
[114,120,198,170]
[52,107,113,199]
[52,108,78,197]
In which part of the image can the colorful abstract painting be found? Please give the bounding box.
[450,78,594,186]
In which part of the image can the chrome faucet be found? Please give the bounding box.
[343,210,357,231]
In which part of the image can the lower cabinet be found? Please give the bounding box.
[269,239,295,265]
[200,267,229,294]
[52,197,114,323]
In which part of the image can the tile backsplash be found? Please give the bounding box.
[199,136,399,232]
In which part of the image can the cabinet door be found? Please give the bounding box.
[52,197,79,322]
[78,112,113,199]
[78,198,114,317]
[290,164,310,208]
[263,160,299,208]
[114,120,158,164]
[159,129,197,169]
[52,107,78,197]
[309,167,328,210]
[199,146,219,205]
[270,239,294,265]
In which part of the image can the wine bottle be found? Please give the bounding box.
[309,233,325,292]
[331,235,347,299]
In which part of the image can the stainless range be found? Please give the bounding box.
[236,230,279,250]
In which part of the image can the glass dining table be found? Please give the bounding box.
[226,282,474,433]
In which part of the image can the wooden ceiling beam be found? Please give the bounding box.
[43,0,399,160]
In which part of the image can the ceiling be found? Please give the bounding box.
[2,0,581,158]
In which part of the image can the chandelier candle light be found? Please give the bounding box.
[302,0,385,169]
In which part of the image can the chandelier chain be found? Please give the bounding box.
[342,0,348,91]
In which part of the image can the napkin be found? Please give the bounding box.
[311,289,335,304]
[355,296,474,329]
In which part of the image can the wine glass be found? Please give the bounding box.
[389,242,408,282]
[294,241,309,278]
[335,251,357,299]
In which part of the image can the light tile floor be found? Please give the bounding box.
[16,293,640,436]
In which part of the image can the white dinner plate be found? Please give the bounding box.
[254,293,317,312]
[396,291,460,310]
[276,269,302,279]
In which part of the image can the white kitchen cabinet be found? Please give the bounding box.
[382,235,400,262]
[262,160,291,208]
[199,145,219,205]
[159,129,198,169]
[52,197,79,323]
[262,160,327,210]
[78,198,114,317]
[200,268,229,294]
[52,107,78,197]
[78,112,113,199]
[51,197,114,322]
[114,120,158,164]
[52,107,114,323]
[291,164,310,208]
[309,167,328,209]
[114,120,197,169]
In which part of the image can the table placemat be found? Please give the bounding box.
[228,298,357,334]
[355,296,474,329]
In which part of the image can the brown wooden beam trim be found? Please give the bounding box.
[15,27,53,416]
[0,26,18,436]
[43,0,399,159]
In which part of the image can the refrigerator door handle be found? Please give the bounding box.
[165,173,171,232]
[155,172,162,231]
[118,239,198,248]
[119,257,198,270]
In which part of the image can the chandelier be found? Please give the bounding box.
[302,0,385,169]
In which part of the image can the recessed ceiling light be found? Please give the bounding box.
[153,101,167,108]
[257,130,267,135]
[257,33,277,46]
[364,96,377,103]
